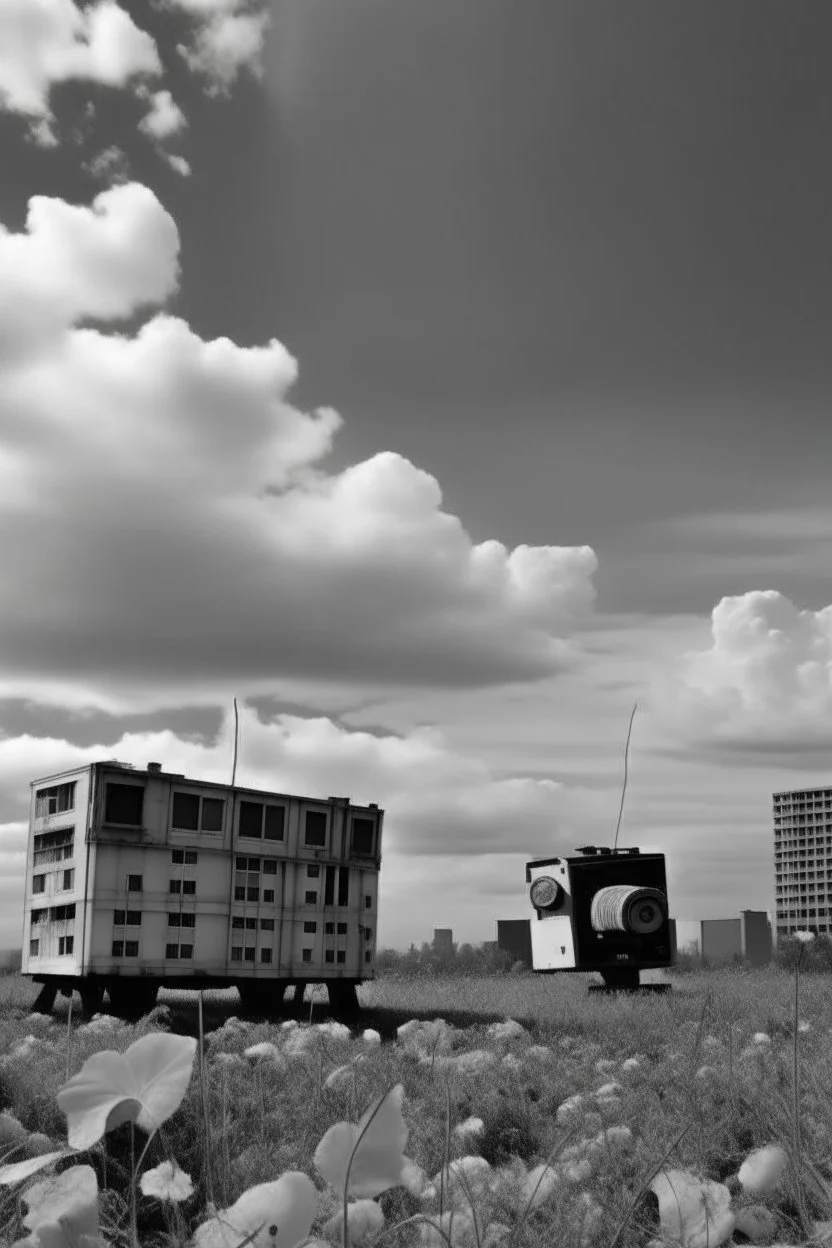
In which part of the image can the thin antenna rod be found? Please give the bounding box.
[231,697,239,788]
[613,701,638,853]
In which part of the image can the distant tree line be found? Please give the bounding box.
[669,933,832,975]
[375,938,521,977]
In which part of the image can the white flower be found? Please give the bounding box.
[451,1050,496,1076]
[798,1019,811,1033]
[140,1159,194,1202]
[486,1020,526,1044]
[595,1081,621,1097]
[738,1145,789,1196]
[526,1045,553,1063]
[794,930,815,943]
[453,1117,485,1142]
[521,1163,559,1210]
[556,1094,585,1124]
[481,1222,511,1248]
[323,1199,385,1246]
[752,1032,772,1046]
[621,1056,641,1070]
[361,1030,382,1046]
[193,1172,317,1248]
[649,1170,734,1248]
[563,1158,593,1184]
[316,1022,352,1042]
[244,1042,283,1062]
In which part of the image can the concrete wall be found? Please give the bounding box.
[701,917,742,961]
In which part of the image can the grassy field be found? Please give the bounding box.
[0,964,830,1248]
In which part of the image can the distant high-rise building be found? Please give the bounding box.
[773,787,832,942]
[433,928,454,952]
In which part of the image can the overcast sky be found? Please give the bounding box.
[2,0,832,951]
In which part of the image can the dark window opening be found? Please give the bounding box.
[124,941,138,957]
[244,946,255,962]
[263,859,277,875]
[365,950,372,963]
[29,939,39,956]
[247,886,259,902]
[105,784,144,826]
[305,891,317,905]
[303,921,316,933]
[239,801,263,838]
[264,805,285,841]
[112,941,124,957]
[231,916,244,929]
[324,866,335,906]
[325,950,334,963]
[325,922,334,934]
[114,909,126,925]
[168,914,181,927]
[125,911,141,926]
[260,948,272,963]
[170,880,181,894]
[365,896,372,909]
[172,792,199,831]
[337,922,347,935]
[202,798,224,832]
[32,874,45,894]
[352,818,374,857]
[182,880,196,895]
[260,918,274,931]
[245,917,256,930]
[166,944,179,959]
[127,875,142,892]
[180,944,193,959]
[181,913,195,928]
[302,948,312,963]
[263,889,275,903]
[234,886,245,901]
[172,849,184,864]
[184,850,198,865]
[231,946,242,962]
[304,811,327,847]
[336,951,345,964]
[306,865,320,878]
[338,868,349,907]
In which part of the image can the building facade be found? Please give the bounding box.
[773,787,832,942]
[22,761,383,998]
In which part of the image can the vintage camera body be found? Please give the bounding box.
[526,845,674,988]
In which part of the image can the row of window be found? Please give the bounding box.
[32,869,75,894]
[33,828,75,867]
[104,786,374,851]
[29,936,74,956]
[228,946,371,964]
[31,904,76,923]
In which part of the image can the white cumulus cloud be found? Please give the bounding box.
[0,0,161,142]
[171,0,271,93]
[0,181,179,360]
[651,590,832,754]
[138,88,188,141]
[0,183,597,713]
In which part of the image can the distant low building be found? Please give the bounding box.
[433,928,454,953]
[701,911,772,966]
